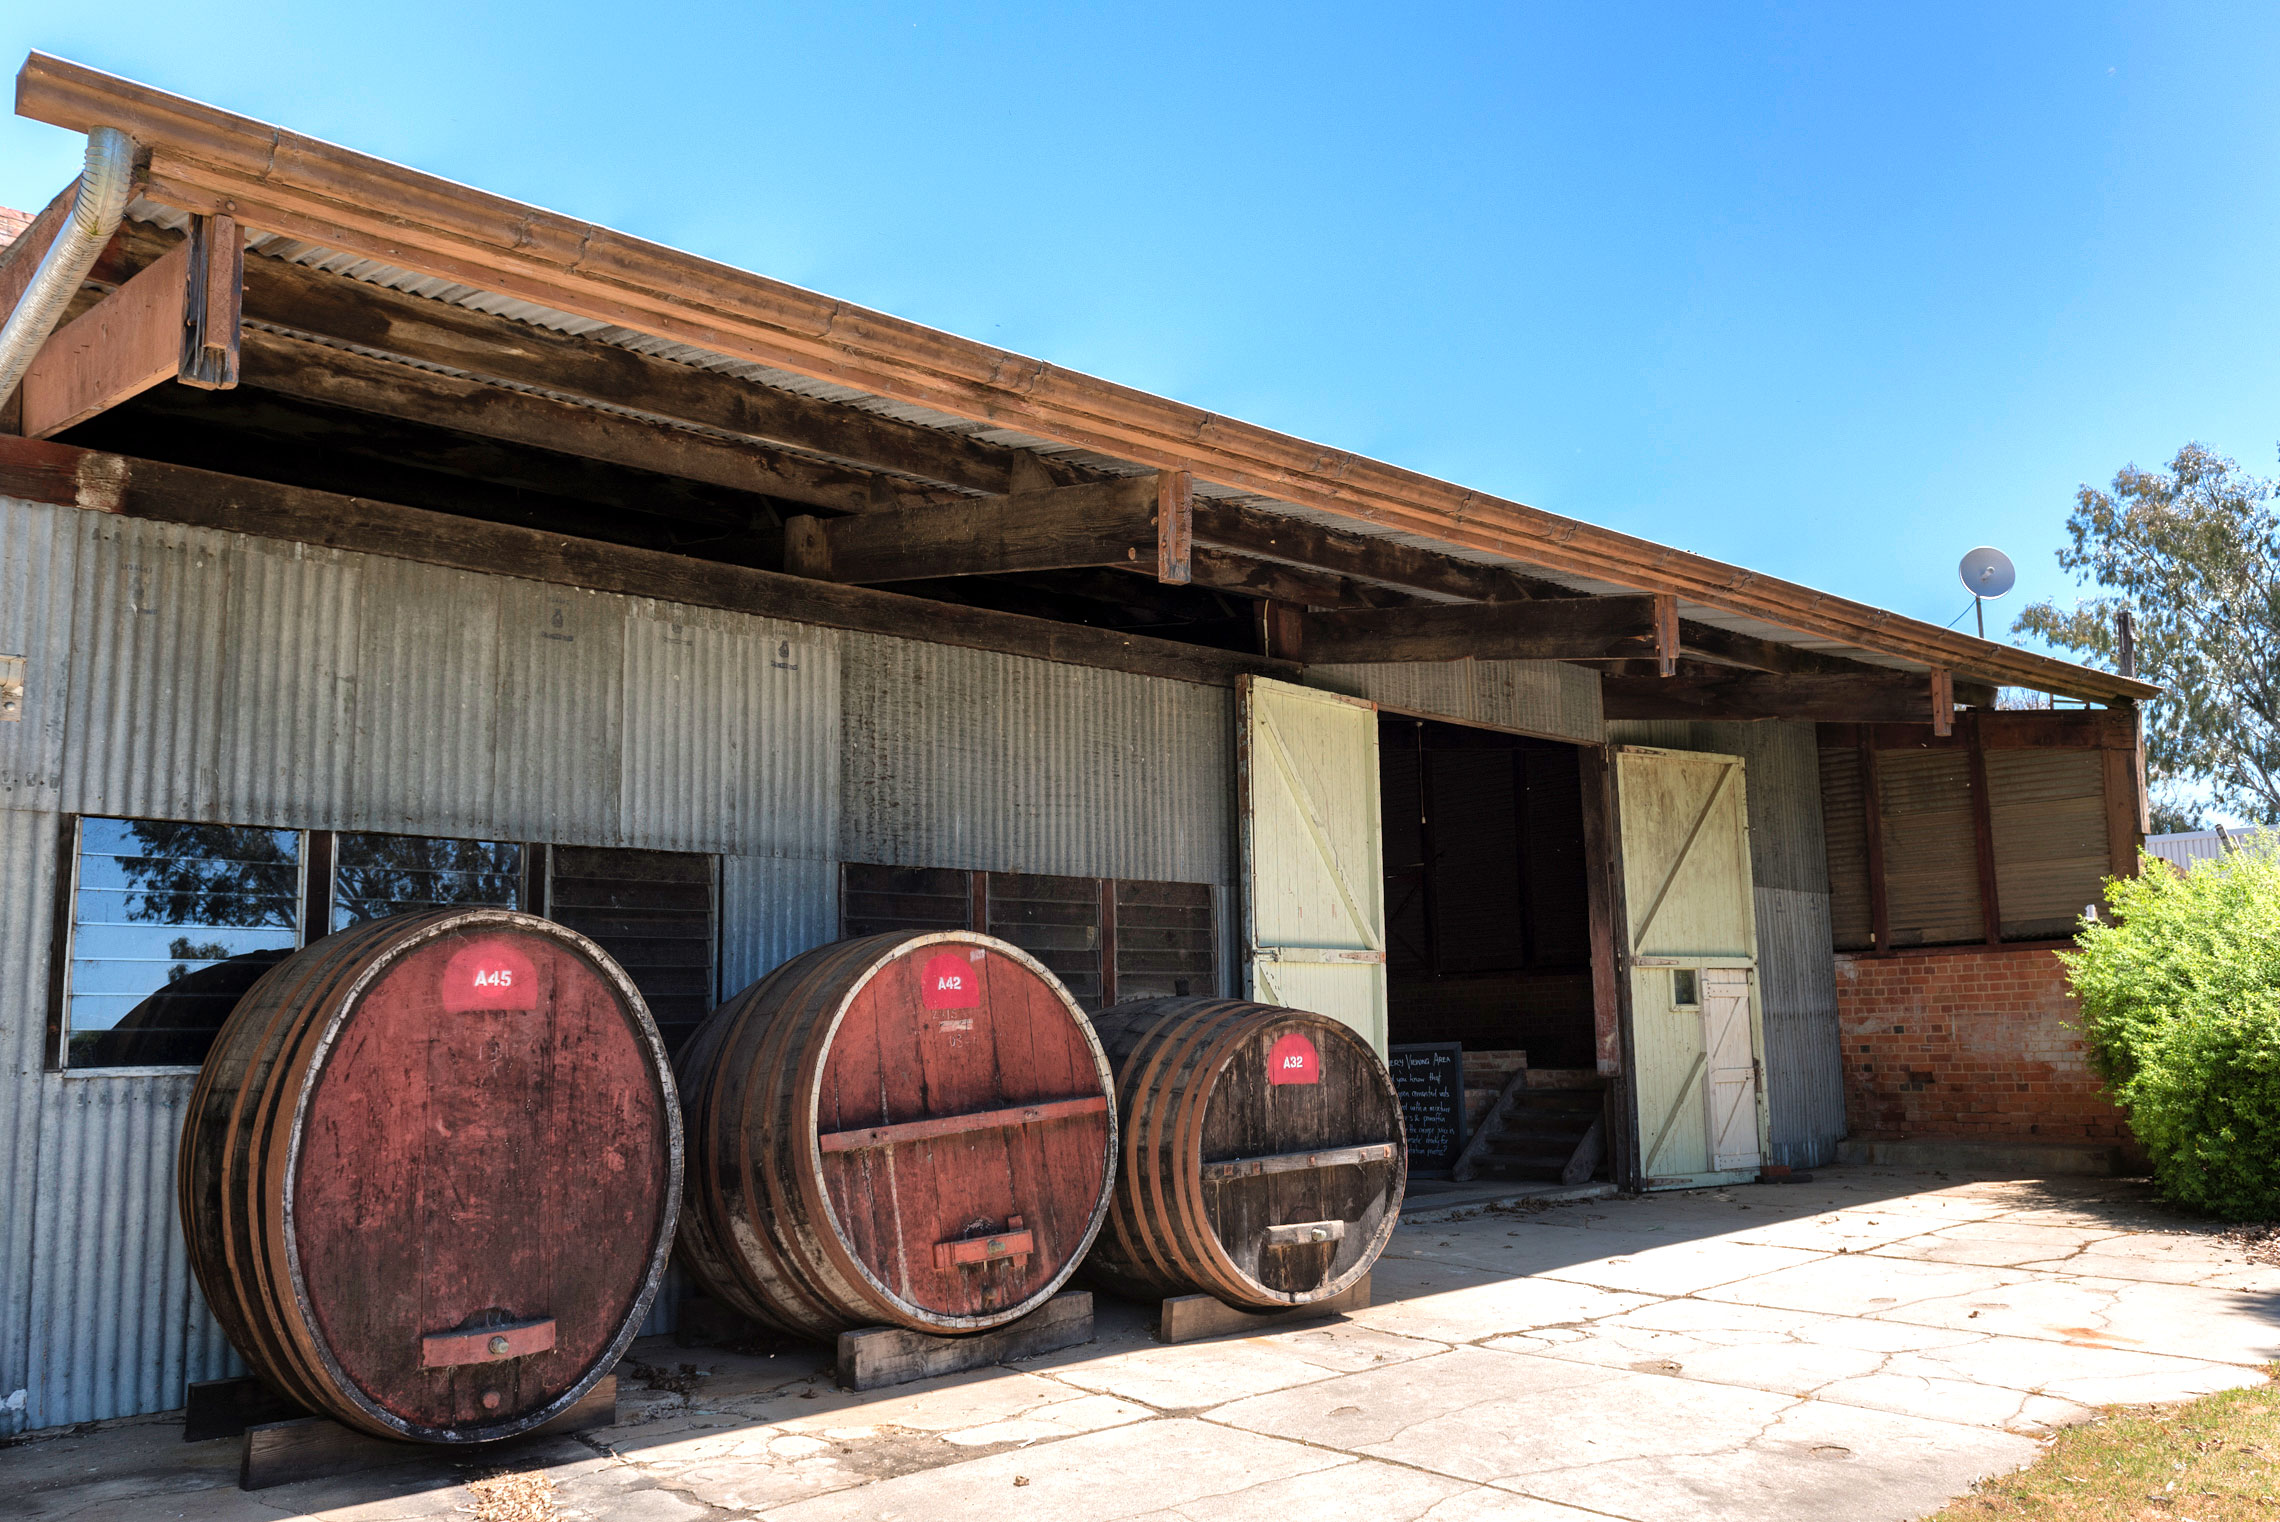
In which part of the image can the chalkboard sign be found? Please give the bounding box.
[1388,1042,1467,1171]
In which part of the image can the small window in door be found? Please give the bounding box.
[1671,968,1699,1008]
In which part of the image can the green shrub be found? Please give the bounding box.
[2065,843,2280,1219]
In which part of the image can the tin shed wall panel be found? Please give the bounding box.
[58,514,234,820]
[1305,659,1603,744]
[492,582,626,847]
[23,1075,239,1430]
[0,808,59,1434]
[347,556,504,836]
[1609,720,1845,1166]
[0,496,858,1431]
[0,502,80,809]
[721,854,840,994]
[622,606,839,858]
[839,635,1234,886]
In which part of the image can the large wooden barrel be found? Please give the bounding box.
[676,931,1117,1340]
[180,909,680,1444]
[1085,998,1405,1308]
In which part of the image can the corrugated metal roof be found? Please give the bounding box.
[2146,827,2273,869]
[115,199,1946,678]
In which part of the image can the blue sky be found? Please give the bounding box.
[2,3,2273,646]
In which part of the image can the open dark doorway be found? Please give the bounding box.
[1380,715,1608,1185]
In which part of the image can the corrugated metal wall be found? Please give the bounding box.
[0,494,1238,1434]
[1304,658,1603,745]
[1607,720,1844,1167]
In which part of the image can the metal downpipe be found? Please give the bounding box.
[0,126,136,407]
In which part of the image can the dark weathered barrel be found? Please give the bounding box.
[179,909,681,1444]
[1084,998,1405,1309]
[676,931,1117,1339]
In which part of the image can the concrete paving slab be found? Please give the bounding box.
[1701,1248,2030,1317]
[1350,1258,1655,1343]
[1044,1320,1443,1409]
[1878,1273,2280,1367]
[758,1417,1344,1522]
[1389,1221,1822,1296]
[1723,1207,1980,1252]
[1499,1386,2044,1522]
[1119,1455,1473,1521]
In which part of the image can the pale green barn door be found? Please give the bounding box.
[1238,676,1389,1055]
[1616,745,1766,1188]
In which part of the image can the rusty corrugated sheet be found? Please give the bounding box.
[838,633,1235,886]
[1304,659,1602,744]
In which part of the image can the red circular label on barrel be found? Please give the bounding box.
[919,951,983,1010]
[1268,1031,1320,1084]
[440,939,539,1012]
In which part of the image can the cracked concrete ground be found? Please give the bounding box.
[7,1165,2274,1522]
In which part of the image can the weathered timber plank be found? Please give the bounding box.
[235,1377,614,1490]
[1298,595,1659,664]
[184,1375,305,1443]
[1192,501,1552,602]
[237,330,919,511]
[1156,1273,1372,1344]
[1176,546,1413,609]
[835,1293,1092,1391]
[1601,671,1948,724]
[0,435,1288,689]
[789,475,1163,582]
[21,239,189,437]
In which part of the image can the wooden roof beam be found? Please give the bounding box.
[1290,596,1663,665]
[1603,670,1991,725]
[786,472,1192,584]
[18,213,240,437]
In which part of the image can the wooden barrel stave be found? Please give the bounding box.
[677,932,1118,1340]
[1085,997,1406,1309]
[180,910,680,1443]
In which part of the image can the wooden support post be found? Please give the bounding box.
[1965,719,2003,945]
[1859,736,1891,954]
[1578,746,1624,1077]
[179,213,242,390]
[1930,667,1955,737]
[1156,470,1192,584]
[1098,878,1120,1008]
[1653,593,1679,677]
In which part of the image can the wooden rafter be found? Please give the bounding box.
[1291,596,1661,665]
[1603,671,1968,725]
[784,473,1191,584]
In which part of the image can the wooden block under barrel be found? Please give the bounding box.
[835,1293,1092,1392]
[1158,1272,1372,1344]
[236,1376,617,1491]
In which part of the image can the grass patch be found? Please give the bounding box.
[1932,1371,2279,1520]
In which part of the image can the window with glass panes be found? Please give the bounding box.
[57,817,716,1070]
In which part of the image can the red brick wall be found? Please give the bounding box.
[1835,945,2134,1143]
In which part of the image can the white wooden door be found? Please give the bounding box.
[1701,968,1762,1172]
[1616,745,1766,1188]
[1238,676,1388,1054]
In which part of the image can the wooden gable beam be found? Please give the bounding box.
[20,213,240,437]
[1603,670,1991,724]
[785,472,1193,584]
[1289,596,1661,665]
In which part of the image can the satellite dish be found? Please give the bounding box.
[1959,546,2016,600]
